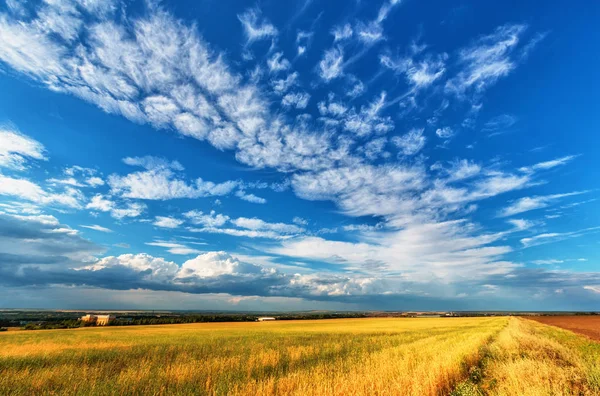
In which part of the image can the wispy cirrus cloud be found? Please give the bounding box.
[1,0,591,310]
[0,127,46,170]
[445,24,529,98]
[238,8,278,45]
[499,191,587,217]
[80,224,113,233]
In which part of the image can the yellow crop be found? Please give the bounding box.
[1,317,598,395]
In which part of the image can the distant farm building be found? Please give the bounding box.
[257,317,276,322]
[80,314,115,326]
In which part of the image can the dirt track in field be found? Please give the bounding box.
[527,316,600,341]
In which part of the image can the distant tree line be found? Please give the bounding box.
[6,310,599,330]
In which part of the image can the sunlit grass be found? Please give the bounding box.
[0,318,506,395]
[453,317,600,396]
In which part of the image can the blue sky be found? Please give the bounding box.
[0,0,599,311]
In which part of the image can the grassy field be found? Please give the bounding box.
[0,317,598,395]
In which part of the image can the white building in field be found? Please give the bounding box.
[257,317,276,322]
[80,314,115,326]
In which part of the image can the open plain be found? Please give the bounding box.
[1,317,600,395]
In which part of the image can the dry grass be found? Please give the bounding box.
[452,317,600,396]
[3,317,599,395]
[0,317,505,395]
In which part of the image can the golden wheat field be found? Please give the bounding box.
[0,317,599,395]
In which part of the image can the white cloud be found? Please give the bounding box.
[0,128,46,170]
[532,259,563,265]
[296,31,312,56]
[0,174,82,208]
[341,92,393,137]
[123,156,184,171]
[507,219,535,231]
[81,224,113,233]
[86,194,114,212]
[435,127,454,139]
[318,95,348,117]
[0,0,590,306]
[153,216,184,229]
[231,217,305,235]
[376,0,402,23]
[584,286,600,294]
[446,24,529,97]
[34,0,82,42]
[0,3,387,175]
[108,202,146,220]
[360,137,388,160]
[272,72,298,94]
[282,92,310,109]
[521,227,600,248]
[342,223,382,232]
[267,52,290,73]
[355,21,383,44]
[380,52,446,90]
[86,177,105,187]
[292,216,308,226]
[235,190,267,204]
[47,177,84,187]
[188,226,295,240]
[444,159,481,182]
[392,128,426,155]
[183,213,303,239]
[146,241,201,255]
[86,194,146,219]
[184,210,230,227]
[331,24,352,42]
[272,219,516,281]
[86,253,180,280]
[0,12,67,78]
[178,252,263,278]
[319,47,344,81]
[519,155,578,173]
[108,165,238,200]
[482,114,517,133]
[237,8,278,44]
[500,191,586,217]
